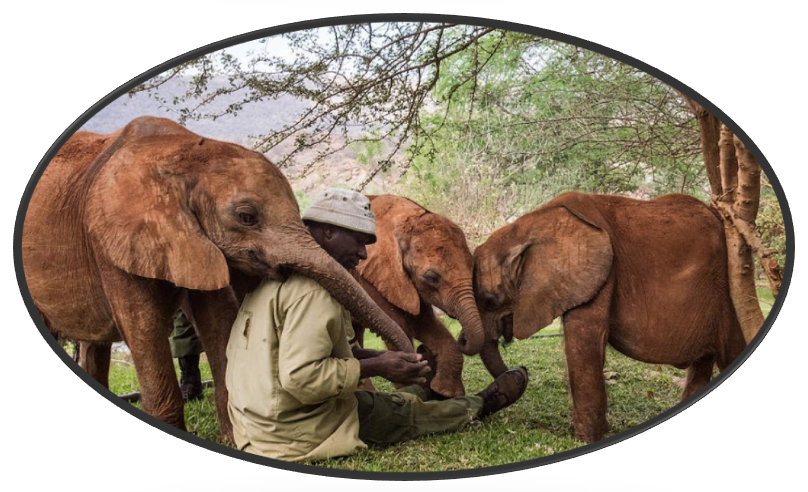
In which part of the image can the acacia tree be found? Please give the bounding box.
[130,25,700,191]
[132,23,506,181]
[397,39,704,242]
[133,23,784,331]
[678,94,782,342]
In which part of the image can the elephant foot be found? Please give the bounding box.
[418,344,464,399]
[573,415,608,443]
[574,425,606,444]
[220,425,234,445]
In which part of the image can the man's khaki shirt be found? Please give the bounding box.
[225,274,366,462]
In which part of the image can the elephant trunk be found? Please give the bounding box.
[451,289,485,356]
[264,226,414,353]
[480,338,508,378]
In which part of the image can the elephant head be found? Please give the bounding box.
[356,195,485,394]
[79,117,413,352]
[473,193,614,376]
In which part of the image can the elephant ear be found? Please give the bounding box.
[356,201,420,315]
[83,129,230,291]
[512,205,613,339]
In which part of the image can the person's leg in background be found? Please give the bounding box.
[169,309,205,402]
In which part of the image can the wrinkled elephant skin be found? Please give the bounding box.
[474,192,747,442]
[21,117,413,439]
[354,195,486,398]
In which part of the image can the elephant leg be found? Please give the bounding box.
[99,265,185,430]
[717,317,747,372]
[79,341,112,389]
[411,311,465,398]
[480,338,508,378]
[186,288,238,443]
[681,355,714,401]
[562,285,613,443]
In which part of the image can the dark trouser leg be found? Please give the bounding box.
[169,309,204,403]
[169,309,203,358]
[354,385,483,446]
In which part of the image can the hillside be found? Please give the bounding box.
[80,77,393,194]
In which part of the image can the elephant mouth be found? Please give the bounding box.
[227,250,275,278]
[499,314,514,343]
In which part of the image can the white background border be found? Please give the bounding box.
[3,1,802,490]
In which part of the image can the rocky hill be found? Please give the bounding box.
[80,77,394,196]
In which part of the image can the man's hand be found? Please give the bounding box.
[359,352,431,386]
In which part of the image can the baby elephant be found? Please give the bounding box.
[352,195,486,398]
[473,192,747,442]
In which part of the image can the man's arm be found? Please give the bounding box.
[277,290,361,405]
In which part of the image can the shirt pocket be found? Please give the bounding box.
[233,308,254,350]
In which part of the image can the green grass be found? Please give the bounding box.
[101,289,774,472]
[757,286,775,317]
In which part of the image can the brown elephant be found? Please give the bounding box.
[351,195,486,398]
[21,116,413,439]
[473,192,747,443]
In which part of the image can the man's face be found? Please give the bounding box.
[312,223,376,270]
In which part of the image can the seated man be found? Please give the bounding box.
[225,188,528,462]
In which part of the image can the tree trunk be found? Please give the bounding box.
[678,92,723,195]
[719,124,738,201]
[719,207,764,343]
[681,98,768,345]
[733,136,761,223]
[715,127,765,343]
[712,133,782,299]
[712,199,783,299]
[734,136,781,297]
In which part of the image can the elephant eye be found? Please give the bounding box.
[238,212,258,227]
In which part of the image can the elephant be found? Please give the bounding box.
[21,116,413,439]
[472,192,747,443]
[351,195,486,398]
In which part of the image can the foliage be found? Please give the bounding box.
[757,173,787,266]
[294,190,313,212]
[394,37,704,243]
[132,25,696,188]
[132,23,501,180]
[130,21,784,268]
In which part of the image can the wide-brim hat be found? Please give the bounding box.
[302,188,377,239]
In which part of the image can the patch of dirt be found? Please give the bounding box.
[670,376,686,389]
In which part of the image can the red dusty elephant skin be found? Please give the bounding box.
[21,117,412,440]
[352,195,486,398]
[473,192,747,442]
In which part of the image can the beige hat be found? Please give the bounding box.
[302,188,376,238]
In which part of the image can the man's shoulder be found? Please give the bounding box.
[279,274,335,305]
[243,274,341,311]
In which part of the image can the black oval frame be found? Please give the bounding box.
[12,12,794,481]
